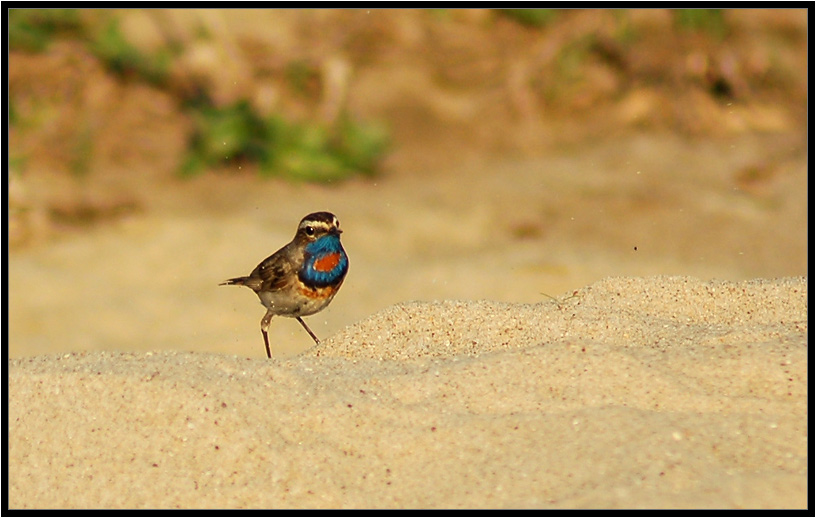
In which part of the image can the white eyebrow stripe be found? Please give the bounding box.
[300,220,334,231]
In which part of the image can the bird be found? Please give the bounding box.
[220,211,348,358]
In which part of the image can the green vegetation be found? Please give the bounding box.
[69,125,94,177]
[285,60,322,99]
[672,9,727,38]
[496,9,559,28]
[9,153,28,174]
[9,9,172,84]
[610,9,637,45]
[8,8,84,52]
[9,9,390,182]
[181,100,389,181]
[89,18,173,85]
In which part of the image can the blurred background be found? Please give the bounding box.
[8,8,808,358]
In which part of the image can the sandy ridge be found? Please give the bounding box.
[8,276,808,509]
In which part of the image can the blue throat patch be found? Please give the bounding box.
[300,235,348,288]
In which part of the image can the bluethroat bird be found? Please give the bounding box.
[220,212,348,358]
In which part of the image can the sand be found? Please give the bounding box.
[8,275,808,509]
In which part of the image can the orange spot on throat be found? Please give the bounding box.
[314,252,341,272]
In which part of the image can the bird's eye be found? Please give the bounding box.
[304,226,315,236]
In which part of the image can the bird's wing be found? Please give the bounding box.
[249,253,293,292]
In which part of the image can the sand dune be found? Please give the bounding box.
[8,276,807,509]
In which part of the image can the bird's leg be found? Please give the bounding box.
[260,310,274,359]
[296,316,321,345]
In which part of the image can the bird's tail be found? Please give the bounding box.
[220,276,249,287]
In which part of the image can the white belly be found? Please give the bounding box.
[258,286,337,317]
